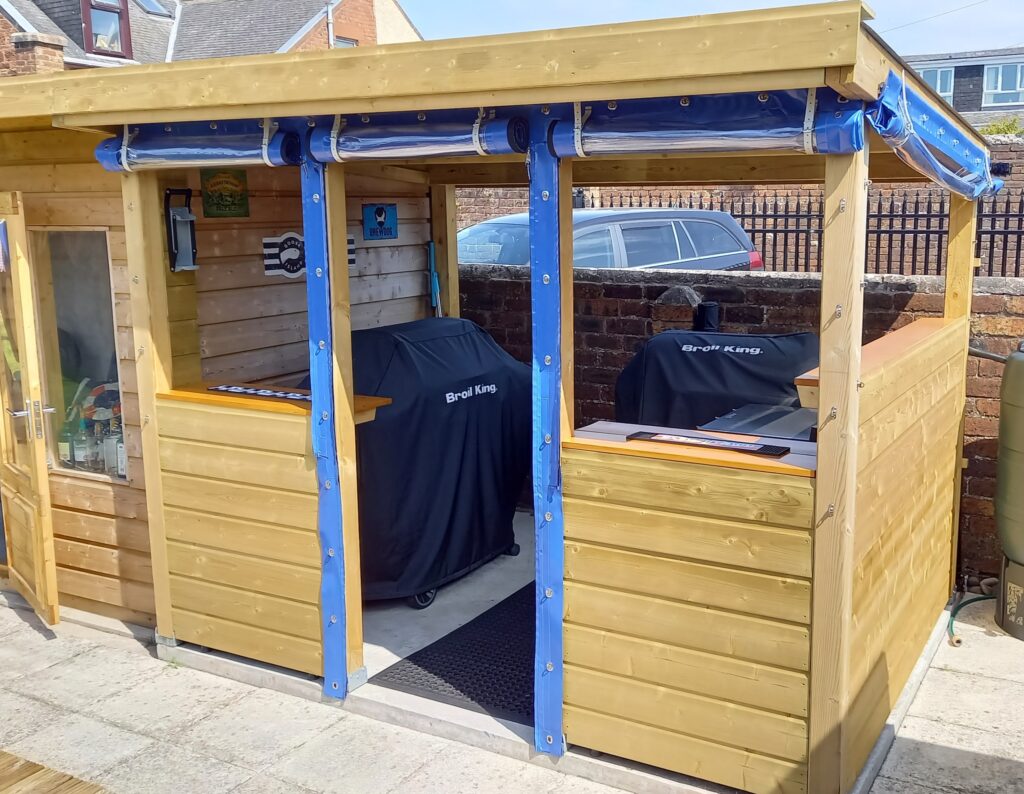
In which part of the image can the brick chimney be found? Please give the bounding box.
[10,32,65,75]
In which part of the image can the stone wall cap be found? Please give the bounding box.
[12,32,67,49]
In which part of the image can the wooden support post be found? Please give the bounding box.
[121,171,175,638]
[325,163,364,680]
[429,184,460,318]
[558,160,575,438]
[944,195,979,591]
[808,149,869,794]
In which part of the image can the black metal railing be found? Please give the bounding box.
[572,187,1024,277]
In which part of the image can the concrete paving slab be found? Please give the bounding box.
[876,715,1024,794]
[229,775,320,794]
[86,664,254,737]
[0,689,65,747]
[13,643,161,710]
[6,713,153,780]
[97,742,252,794]
[932,599,1024,685]
[266,713,452,793]
[173,687,347,771]
[870,776,952,794]
[906,667,1024,735]
[0,623,94,683]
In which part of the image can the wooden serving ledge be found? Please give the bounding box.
[795,318,962,410]
[160,383,391,425]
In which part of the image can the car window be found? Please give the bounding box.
[620,223,679,267]
[684,220,745,257]
[573,228,616,268]
[457,222,530,265]
[673,222,698,260]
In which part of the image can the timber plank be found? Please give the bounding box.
[161,472,317,531]
[159,436,317,494]
[155,399,310,456]
[167,540,319,603]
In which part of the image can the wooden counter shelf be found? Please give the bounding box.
[158,383,392,425]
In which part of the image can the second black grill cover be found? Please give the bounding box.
[615,330,818,429]
[352,318,531,600]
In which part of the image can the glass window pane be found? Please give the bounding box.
[457,222,530,265]
[939,69,953,95]
[920,68,937,89]
[1002,64,1017,90]
[36,232,126,479]
[674,222,697,259]
[986,67,999,91]
[91,8,122,52]
[0,221,30,469]
[573,228,616,268]
[685,221,745,256]
[620,223,678,266]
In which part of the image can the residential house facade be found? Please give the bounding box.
[0,0,420,75]
[907,45,1024,128]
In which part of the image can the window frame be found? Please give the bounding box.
[615,220,684,269]
[918,66,955,104]
[82,0,133,59]
[571,225,619,269]
[333,36,359,48]
[983,62,1024,107]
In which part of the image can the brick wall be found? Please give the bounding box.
[295,0,377,51]
[460,264,1023,577]
[0,13,16,76]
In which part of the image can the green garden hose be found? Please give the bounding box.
[948,594,996,647]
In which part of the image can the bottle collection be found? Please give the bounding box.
[58,415,126,478]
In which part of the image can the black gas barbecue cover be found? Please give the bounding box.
[352,318,531,600]
[615,330,818,429]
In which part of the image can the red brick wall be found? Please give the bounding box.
[460,264,1021,577]
[0,13,16,76]
[1,28,65,75]
[296,0,377,51]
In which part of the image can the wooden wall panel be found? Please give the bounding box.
[841,317,967,790]
[156,396,321,675]
[6,162,156,627]
[561,445,814,794]
[191,165,430,386]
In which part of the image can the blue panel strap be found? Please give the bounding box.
[299,153,347,699]
[529,113,567,757]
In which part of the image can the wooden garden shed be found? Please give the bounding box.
[0,3,1001,793]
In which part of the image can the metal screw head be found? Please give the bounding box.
[327,548,335,557]
[546,662,554,672]
[607,101,617,110]
[544,587,554,598]
[544,355,552,365]
[542,274,551,284]
[329,615,337,624]
[132,275,140,284]
[544,511,553,522]
[546,735,554,745]
[679,97,690,107]
[324,479,333,490]
[541,105,550,115]
[307,118,316,127]
[541,190,550,201]
[758,93,769,102]
[417,112,426,121]
[322,411,329,421]
[319,340,327,349]
[332,681,339,690]
[164,125,172,132]
[316,267,324,277]
[361,115,370,123]
[210,121,218,129]
[313,193,321,203]
[544,433,552,444]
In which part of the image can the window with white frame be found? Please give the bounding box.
[918,67,954,104]
[984,63,1024,106]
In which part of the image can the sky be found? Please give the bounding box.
[399,0,1024,57]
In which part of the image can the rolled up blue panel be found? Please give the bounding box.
[95,120,301,172]
[868,71,1001,199]
[309,115,529,162]
[550,89,864,158]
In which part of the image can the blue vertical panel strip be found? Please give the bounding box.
[299,153,347,699]
[529,114,566,756]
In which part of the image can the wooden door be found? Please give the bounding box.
[0,193,58,624]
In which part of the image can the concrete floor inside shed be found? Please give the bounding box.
[361,510,536,679]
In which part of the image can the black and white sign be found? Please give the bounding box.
[263,232,305,278]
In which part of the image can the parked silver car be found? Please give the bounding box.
[458,208,763,271]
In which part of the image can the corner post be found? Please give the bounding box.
[429,184,461,317]
[121,171,175,639]
[808,148,869,794]
[529,113,568,756]
[300,152,348,699]
[944,194,979,590]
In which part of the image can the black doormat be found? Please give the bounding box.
[369,583,535,726]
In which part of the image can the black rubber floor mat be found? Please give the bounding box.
[369,583,535,726]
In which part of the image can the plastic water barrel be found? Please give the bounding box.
[997,343,1024,565]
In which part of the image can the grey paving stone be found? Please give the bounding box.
[174,687,346,771]
[933,600,1024,686]
[906,667,1024,735]
[86,664,252,736]
[229,776,320,794]
[879,715,1024,794]
[267,713,450,794]
[0,623,93,683]
[870,775,955,794]
[13,642,162,710]
[6,712,153,779]
[97,742,251,794]
[0,689,65,747]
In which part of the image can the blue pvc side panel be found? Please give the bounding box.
[868,71,1002,199]
[299,155,348,699]
[529,114,566,757]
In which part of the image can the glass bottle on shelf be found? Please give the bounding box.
[104,417,120,476]
[58,421,74,469]
[91,421,105,472]
[72,419,90,469]
[116,423,127,479]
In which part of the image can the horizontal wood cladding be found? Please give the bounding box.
[842,318,968,790]
[156,395,321,675]
[562,445,814,794]
[190,166,430,386]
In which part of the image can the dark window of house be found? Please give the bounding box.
[334,37,358,48]
[82,0,133,58]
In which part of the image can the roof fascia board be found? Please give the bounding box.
[0,0,39,33]
[907,53,1024,69]
[277,3,332,53]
